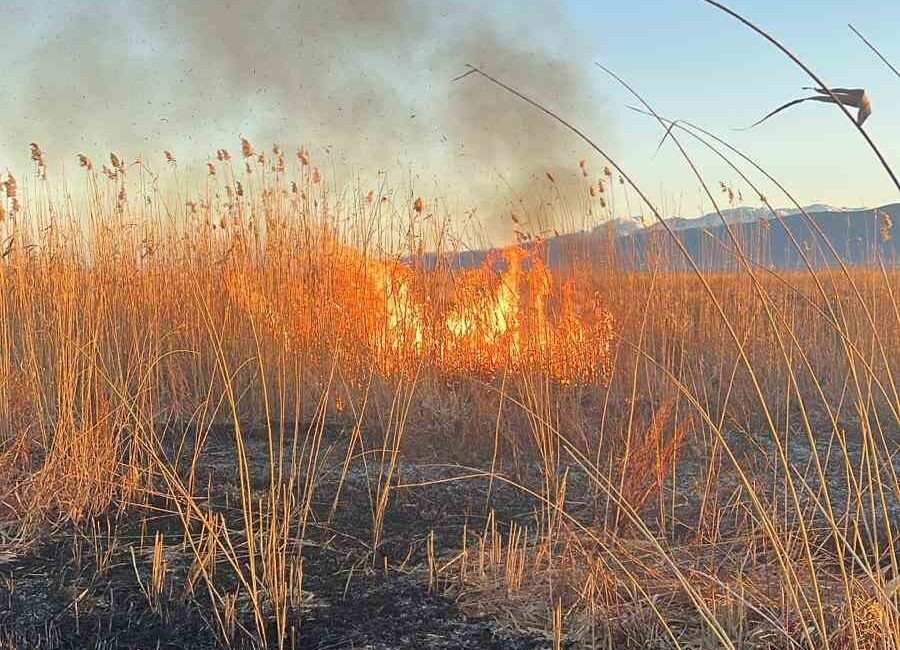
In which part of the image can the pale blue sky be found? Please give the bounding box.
[3,0,899,222]
[563,0,900,213]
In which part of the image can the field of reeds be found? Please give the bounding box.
[1,14,899,649]
[0,134,896,649]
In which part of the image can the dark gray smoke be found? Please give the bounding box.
[3,0,607,238]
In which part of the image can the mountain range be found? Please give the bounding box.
[603,203,897,270]
[433,204,898,271]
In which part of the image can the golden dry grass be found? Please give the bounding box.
[0,141,897,649]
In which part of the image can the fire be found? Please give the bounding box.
[226,235,615,384]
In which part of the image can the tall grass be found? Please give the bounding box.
[0,22,898,648]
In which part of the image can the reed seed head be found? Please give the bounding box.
[3,173,17,199]
[879,211,893,243]
[240,136,254,159]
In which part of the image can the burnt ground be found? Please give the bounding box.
[1,416,897,649]
[0,425,583,649]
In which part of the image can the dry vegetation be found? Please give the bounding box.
[1,11,900,643]
[0,135,896,650]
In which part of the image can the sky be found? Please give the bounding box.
[2,0,899,236]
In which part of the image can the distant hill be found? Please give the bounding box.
[606,204,898,270]
[644,204,856,234]
[419,204,898,271]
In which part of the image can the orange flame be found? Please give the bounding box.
[226,236,614,384]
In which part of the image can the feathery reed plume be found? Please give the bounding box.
[206,162,217,176]
[29,143,47,179]
[311,167,321,184]
[164,150,176,166]
[117,185,127,212]
[272,144,285,173]
[879,211,894,243]
[297,147,310,166]
[2,172,19,215]
[2,173,17,200]
[413,197,425,215]
[579,158,589,177]
[216,148,231,162]
[77,153,93,171]
[240,136,254,159]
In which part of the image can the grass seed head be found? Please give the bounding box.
[3,173,17,199]
[29,143,47,178]
[240,136,254,159]
[880,211,893,243]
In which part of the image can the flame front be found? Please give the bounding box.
[226,236,615,384]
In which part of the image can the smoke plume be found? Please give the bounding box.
[3,0,607,239]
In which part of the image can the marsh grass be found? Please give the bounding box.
[0,8,898,646]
